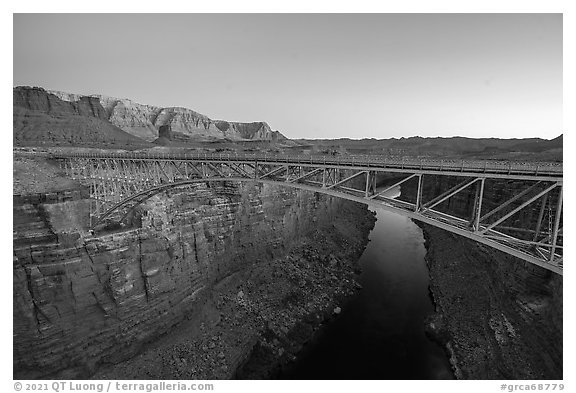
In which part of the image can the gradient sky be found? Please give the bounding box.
[13,13,562,140]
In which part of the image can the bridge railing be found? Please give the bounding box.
[51,151,563,177]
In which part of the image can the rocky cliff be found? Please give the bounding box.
[47,89,287,142]
[13,179,373,379]
[14,87,109,119]
[421,224,562,379]
[13,87,152,148]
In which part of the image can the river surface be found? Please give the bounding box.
[279,208,454,379]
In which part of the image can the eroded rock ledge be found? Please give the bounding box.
[94,202,374,380]
[13,180,374,379]
[419,223,563,380]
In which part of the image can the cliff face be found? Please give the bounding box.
[13,181,368,379]
[14,87,108,120]
[13,87,152,148]
[46,88,287,142]
[94,95,162,142]
[421,224,562,379]
[214,120,285,141]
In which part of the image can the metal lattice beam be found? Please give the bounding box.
[53,151,563,274]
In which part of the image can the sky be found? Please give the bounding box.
[13,13,562,140]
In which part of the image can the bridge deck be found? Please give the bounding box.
[49,151,563,274]
[52,151,562,181]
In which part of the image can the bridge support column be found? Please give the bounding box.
[533,193,549,242]
[365,171,372,197]
[480,183,558,234]
[415,174,423,212]
[473,178,485,232]
[550,185,563,263]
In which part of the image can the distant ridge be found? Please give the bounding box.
[46,88,287,143]
[13,86,561,161]
[13,86,152,148]
[295,134,562,161]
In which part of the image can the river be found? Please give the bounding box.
[278,207,454,379]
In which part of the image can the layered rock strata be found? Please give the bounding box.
[92,200,374,379]
[13,87,152,148]
[13,180,373,379]
[14,86,287,145]
[420,224,562,379]
[47,89,286,142]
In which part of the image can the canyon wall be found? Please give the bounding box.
[389,173,563,379]
[47,88,287,142]
[14,87,108,120]
[14,87,287,145]
[13,181,363,379]
[13,87,152,148]
[422,224,562,379]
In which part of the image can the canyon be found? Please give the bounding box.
[12,155,563,379]
[13,168,374,379]
[12,85,562,379]
[393,173,563,378]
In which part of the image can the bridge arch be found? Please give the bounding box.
[94,176,562,275]
[53,152,562,274]
[95,176,377,226]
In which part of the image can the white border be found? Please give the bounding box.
[4,2,573,392]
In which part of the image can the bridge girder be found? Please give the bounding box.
[55,152,563,275]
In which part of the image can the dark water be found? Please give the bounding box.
[279,208,454,380]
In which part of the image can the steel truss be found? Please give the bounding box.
[55,152,563,274]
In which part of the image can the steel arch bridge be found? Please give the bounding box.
[53,152,563,275]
